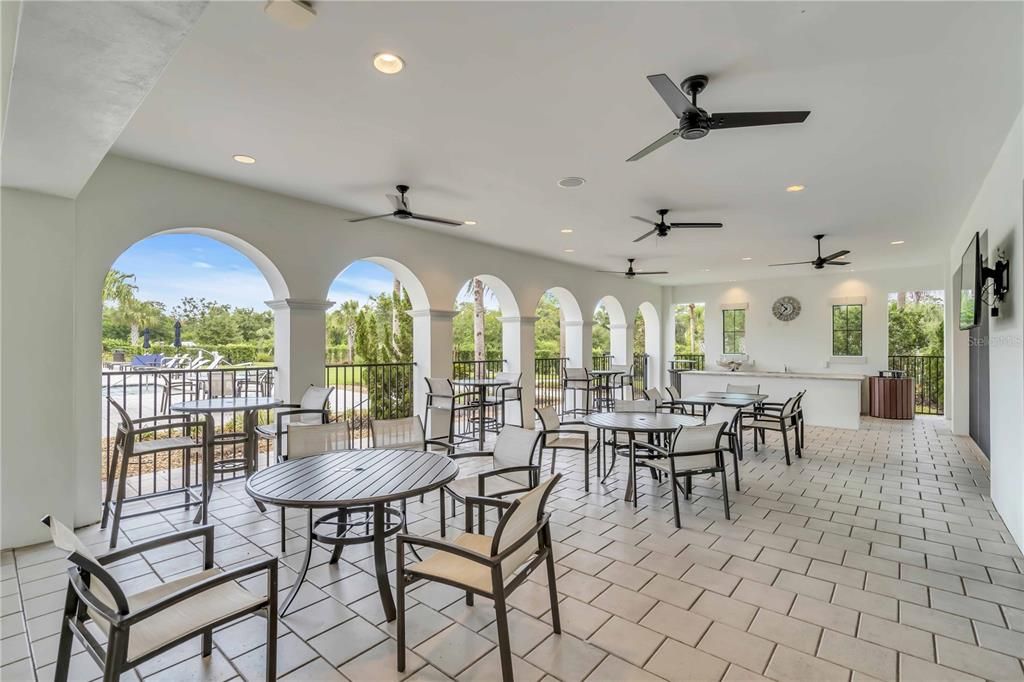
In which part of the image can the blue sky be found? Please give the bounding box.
[112,234,499,312]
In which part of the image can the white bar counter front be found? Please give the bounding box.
[674,370,866,430]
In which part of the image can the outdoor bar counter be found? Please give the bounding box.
[672,369,866,430]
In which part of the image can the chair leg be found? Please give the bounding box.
[102,628,129,682]
[492,591,515,682]
[781,425,792,465]
[545,548,561,634]
[397,564,407,672]
[202,627,213,657]
[54,588,77,682]
[108,447,132,549]
[794,423,803,458]
[550,448,557,474]
[685,475,692,499]
[752,427,759,452]
[266,581,278,681]
[100,441,120,529]
[733,452,740,491]
[670,476,682,528]
[280,507,287,553]
[720,468,731,520]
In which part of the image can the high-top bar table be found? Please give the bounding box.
[452,378,510,448]
[589,369,625,411]
[583,412,701,501]
[172,396,282,514]
[246,448,458,618]
[677,391,768,417]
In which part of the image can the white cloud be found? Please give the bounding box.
[193,261,213,269]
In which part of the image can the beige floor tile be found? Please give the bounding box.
[590,584,657,622]
[479,608,555,657]
[929,588,1005,626]
[545,596,610,640]
[765,644,850,682]
[856,614,933,660]
[773,570,835,601]
[588,615,664,667]
[817,629,898,682]
[697,622,774,674]
[935,635,1024,680]
[974,620,1024,657]
[414,623,494,678]
[644,638,729,682]
[748,610,821,655]
[789,594,858,635]
[640,574,703,610]
[731,579,795,614]
[682,563,740,596]
[639,601,712,646]
[899,602,974,643]
[457,649,544,682]
[899,654,984,682]
[831,584,897,620]
[586,654,664,682]
[526,633,606,682]
[691,592,757,630]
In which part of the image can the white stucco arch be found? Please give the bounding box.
[537,287,586,367]
[160,227,290,300]
[638,301,662,389]
[328,256,432,311]
[596,295,628,364]
[470,274,521,317]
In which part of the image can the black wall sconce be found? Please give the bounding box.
[983,249,1010,317]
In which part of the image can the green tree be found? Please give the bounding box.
[534,293,563,358]
[888,293,944,356]
[592,306,610,356]
[190,304,241,345]
[634,310,646,355]
[675,303,705,355]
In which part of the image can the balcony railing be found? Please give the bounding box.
[535,356,567,411]
[452,351,505,380]
[888,355,944,415]
[325,362,415,447]
[100,366,278,497]
[672,353,705,371]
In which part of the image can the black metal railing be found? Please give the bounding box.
[592,354,612,371]
[888,355,944,415]
[672,353,705,371]
[325,362,415,447]
[535,356,567,411]
[632,353,649,396]
[100,366,277,498]
[452,351,505,380]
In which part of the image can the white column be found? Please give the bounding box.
[563,319,585,368]
[501,316,537,425]
[660,287,676,389]
[645,319,662,390]
[266,298,333,402]
[409,308,457,419]
[610,322,633,367]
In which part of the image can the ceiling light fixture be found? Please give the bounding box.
[233,154,256,164]
[703,268,711,272]
[742,257,752,261]
[564,249,575,253]
[890,240,905,245]
[463,220,477,226]
[373,53,404,75]
[560,228,574,234]
[786,184,805,192]
[557,177,586,189]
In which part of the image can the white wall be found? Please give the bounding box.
[948,109,1023,549]
[1,155,666,548]
[671,266,945,375]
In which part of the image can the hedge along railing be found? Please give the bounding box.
[100,367,278,498]
[672,353,705,371]
[888,355,944,415]
[325,362,415,448]
[102,340,275,364]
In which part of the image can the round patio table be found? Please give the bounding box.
[246,448,458,618]
[452,378,511,449]
[171,396,282,514]
[583,412,702,501]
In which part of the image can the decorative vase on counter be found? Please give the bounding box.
[716,358,746,372]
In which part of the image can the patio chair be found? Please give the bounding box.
[562,367,593,418]
[439,425,542,536]
[726,383,761,394]
[705,404,743,490]
[740,394,802,464]
[534,406,596,492]
[490,371,524,427]
[255,384,332,461]
[277,421,352,556]
[630,421,732,524]
[101,397,207,549]
[644,387,677,413]
[425,378,477,446]
[600,399,656,480]
[42,516,277,682]
[611,363,634,400]
[396,476,562,682]
[158,355,212,412]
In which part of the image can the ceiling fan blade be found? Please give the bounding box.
[709,111,810,129]
[825,261,851,266]
[410,213,463,226]
[597,270,626,274]
[647,74,697,117]
[626,129,680,162]
[632,271,669,275]
[386,194,407,211]
[631,216,659,227]
[347,213,395,223]
[822,250,850,261]
[768,260,815,267]
[668,222,724,229]
[633,229,659,243]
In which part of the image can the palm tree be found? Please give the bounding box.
[471,278,486,361]
[120,299,162,345]
[339,300,360,363]
[103,269,138,308]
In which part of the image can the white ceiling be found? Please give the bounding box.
[112,1,1023,284]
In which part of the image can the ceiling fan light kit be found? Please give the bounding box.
[632,208,723,242]
[769,234,851,269]
[597,258,668,279]
[347,185,464,226]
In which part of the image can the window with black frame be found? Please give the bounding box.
[832,303,863,356]
[722,309,746,354]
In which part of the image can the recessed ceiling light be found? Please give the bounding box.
[564,248,575,253]
[373,53,404,74]
[463,220,477,226]
[560,228,574,234]
[233,154,256,164]
[742,257,752,261]
[786,184,805,192]
[557,177,586,189]
[703,268,711,272]
[890,240,905,245]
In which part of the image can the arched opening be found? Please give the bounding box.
[326,257,429,446]
[452,274,519,379]
[674,301,706,371]
[100,232,284,529]
[535,287,584,410]
[638,301,662,392]
[593,295,627,368]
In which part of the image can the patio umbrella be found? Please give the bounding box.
[142,328,151,349]
[174,320,182,348]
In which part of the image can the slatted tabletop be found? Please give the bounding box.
[171,396,283,413]
[451,378,511,387]
[680,391,768,407]
[246,449,458,508]
[583,412,701,432]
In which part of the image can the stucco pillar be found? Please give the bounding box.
[661,287,676,389]
[610,322,633,368]
[563,320,590,368]
[409,308,457,419]
[501,316,537,426]
[266,298,332,402]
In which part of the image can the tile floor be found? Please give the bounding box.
[2,416,1023,681]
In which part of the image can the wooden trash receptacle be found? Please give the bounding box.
[869,376,915,419]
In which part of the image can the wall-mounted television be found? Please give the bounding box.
[959,232,981,330]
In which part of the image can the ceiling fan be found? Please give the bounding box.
[627,73,811,162]
[633,209,723,242]
[598,258,668,279]
[770,234,851,269]
[347,184,463,226]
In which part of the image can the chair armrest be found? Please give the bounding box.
[545,428,590,437]
[130,414,196,425]
[124,556,277,625]
[450,450,494,460]
[276,408,328,432]
[481,465,538,479]
[396,534,494,565]
[631,441,669,456]
[101,525,215,565]
[129,421,205,439]
[424,437,456,452]
[464,495,514,510]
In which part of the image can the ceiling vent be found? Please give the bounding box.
[264,0,316,29]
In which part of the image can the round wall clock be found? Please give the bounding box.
[772,296,801,322]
